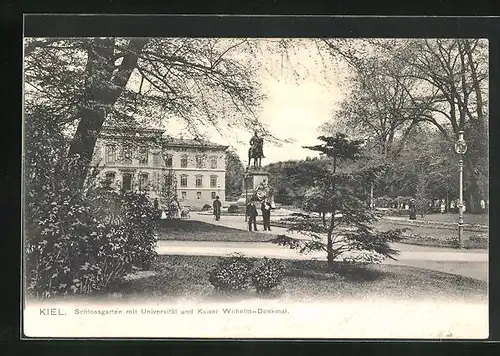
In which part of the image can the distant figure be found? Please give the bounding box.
[213,195,222,221]
[409,199,417,220]
[246,200,259,231]
[440,200,446,213]
[261,198,272,231]
[168,198,181,219]
[180,207,190,219]
[153,198,161,220]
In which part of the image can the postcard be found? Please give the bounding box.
[22,17,489,339]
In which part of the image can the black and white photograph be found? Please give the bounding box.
[22,22,489,338]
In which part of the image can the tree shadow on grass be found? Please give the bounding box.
[157,220,274,242]
[104,256,215,300]
[105,257,388,301]
[286,260,388,282]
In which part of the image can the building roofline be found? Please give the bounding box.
[98,127,229,150]
[161,136,229,150]
[162,142,230,150]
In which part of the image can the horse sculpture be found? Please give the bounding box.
[248,134,264,169]
[248,144,263,169]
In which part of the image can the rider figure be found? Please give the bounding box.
[250,131,265,158]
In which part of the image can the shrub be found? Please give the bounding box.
[378,208,412,217]
[469,233,488,242]
[207,253,254,293]
[202,204,212,211]
[374,196,395,208]
[24,106,158,298]
[395,196,412,208]
[25,184,158,298]
[228,204,240,213]
[251,258,285,295]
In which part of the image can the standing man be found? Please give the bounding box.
[213,195,222,221]
[246,200,258,231]
[409,199,417,220]
[261,198,272,231]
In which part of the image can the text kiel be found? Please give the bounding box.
[39,308,66,316]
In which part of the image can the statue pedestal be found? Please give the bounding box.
[235,169,274,206]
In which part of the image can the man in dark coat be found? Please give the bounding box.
[261,198,272,231]
[409,199,417,220]
[213,195,222,221]
[246,200,258,231]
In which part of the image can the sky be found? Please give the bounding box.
[163,39,348,165]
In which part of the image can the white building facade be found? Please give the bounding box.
[92,127,229,207]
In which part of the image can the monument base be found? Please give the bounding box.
[235,169,274,207]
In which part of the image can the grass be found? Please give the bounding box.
[390,260,488,282]
[270,218,488,250]
[157,218,488,249]
[157,219,273,242]
[100,255,487,303]
[372,220,488,249]
[387,213,489,226]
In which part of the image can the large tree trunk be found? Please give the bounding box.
[326,234,334,270]
[65,38,148,190]
[463,40,486,125]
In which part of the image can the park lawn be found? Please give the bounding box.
[269,218,488,249]
[157,218,488,249]
[385,213,489,226]
[102,255,487,303]
[156,219,272,242]
[372,219,488,250]
[390,260,488,282]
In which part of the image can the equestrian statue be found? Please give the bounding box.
[248,131,265,169]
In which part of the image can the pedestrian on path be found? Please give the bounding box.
[409,199,417,220]
[246,200,258,231]
[213,195,222,221]
[261,198,272,231]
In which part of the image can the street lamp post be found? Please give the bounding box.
[454,130,467,249]
[370,182,374,210]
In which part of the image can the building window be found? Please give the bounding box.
[139,147,148,165]
[196,155,205,169]
[180,175,188,187]
[181,155,188,168]
[164,154,173,167]
[105,145,116,164]
[139,173,149,191]
[195,175,203,188]
[210,175,217,188]
[181,191,187,200]
[122,173,132,191]
[105,172,115,185]
[122,144,133,164]
[211,192,216,200]
[210,156,217,169]
[197,192,202,199]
